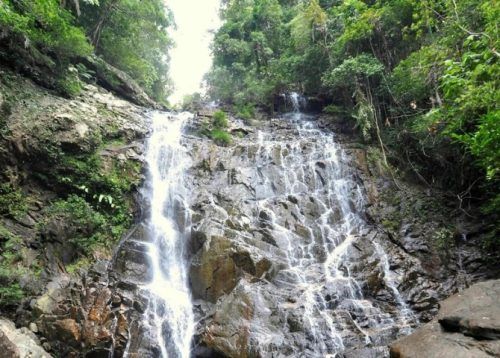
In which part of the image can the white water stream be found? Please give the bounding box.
[136,93,416,356]
[249,94,416,354]
[142,111,194,357]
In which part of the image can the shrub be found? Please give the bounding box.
[0,226,27,307]
[212,110,229,129]
[210,129,232,146]
[0,283,24,307]
[57,68,83,97]
[43,195,107,255]
[235,103,255,121]
[0,0,92,62]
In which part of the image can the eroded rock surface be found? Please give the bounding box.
[183,112,497,357]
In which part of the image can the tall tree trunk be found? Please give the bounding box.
[91,0,119,50]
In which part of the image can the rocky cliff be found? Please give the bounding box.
[181,111,497,357]
[0,70,498,357]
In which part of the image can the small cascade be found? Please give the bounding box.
[249,93,417,354]
[141,111,194,358]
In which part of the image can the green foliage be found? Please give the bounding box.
[235,103,256,121]
[197,110,233,145]
[0,283,24,306]
[206,0,286,107]
[0,226,29,307]
[210,129,232,146]
[433,227,455,251]
[0,184,28,219]
[323,104,346,115]
[0,0,92,61]
[352,90,375,140]
[78,0,173,101]
[65,257,92,274]
[43,195,107,254]
[44,147,141,259]
[212,110,229,129]
[0,0,173,102]
[456,111,500,180]
[322,54,384,90]
[57,67,83,97]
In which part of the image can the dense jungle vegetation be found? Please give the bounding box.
[207,0,499,243]
[0,0,173,102]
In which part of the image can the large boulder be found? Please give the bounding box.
[0,319,51,358]
[390,280,500,357]
[83,56,157,108]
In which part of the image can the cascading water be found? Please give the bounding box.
[131,94,416,357]
[246,93,417,355]
[141,111,194,357]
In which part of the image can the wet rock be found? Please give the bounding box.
[113,240,152,284]
[190,236,238,302]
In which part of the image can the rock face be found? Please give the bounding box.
[0,319,51,358]
[390,280,500,357]
[181,111,497,357]
[0,67,151,356]
[83,56,158,108]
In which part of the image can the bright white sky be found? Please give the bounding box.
[167,0,222,104]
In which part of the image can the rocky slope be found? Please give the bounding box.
[180,110,497,357]
[0,67,150,356]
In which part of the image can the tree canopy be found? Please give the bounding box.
[0,0,173,102]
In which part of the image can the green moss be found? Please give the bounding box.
[0,184,28,219]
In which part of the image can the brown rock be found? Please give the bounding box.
[88,288,112,323]
[54,319,81,342]
[390,280,500,358]
[190,235,238,302]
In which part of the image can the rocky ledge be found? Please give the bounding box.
[390,279,500,357]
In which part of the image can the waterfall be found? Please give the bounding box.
[130,94,416,357]
[249,93,417,354]
[142,111,194,358]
